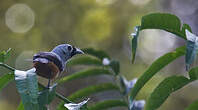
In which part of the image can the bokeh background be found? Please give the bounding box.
[0,0,198,110]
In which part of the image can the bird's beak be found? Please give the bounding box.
[71,47,84,57]
[75,48,84,54]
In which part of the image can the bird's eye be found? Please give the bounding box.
[68,46,72,51]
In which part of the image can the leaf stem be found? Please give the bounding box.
[0,62,72,103]
[39,83,72,103]
[56,92,72,103]
[0,62,15,71]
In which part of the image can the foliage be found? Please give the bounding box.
[130,13,198,110]
[0,47,141,110]
[130,46,186,100]
[185,100,198,110]
[1,12,198,110]
[145,76,190,110]
[87,100,127,110]
[0,73,14,91]
[131,13,191,63]
[15,69,39,110]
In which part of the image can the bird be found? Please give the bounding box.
[33,44,84,87]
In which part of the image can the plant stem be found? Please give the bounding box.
[0,62,72,103]
[38,83,72,103]
[0,62,15,71]
[108,66,129,107]
[56,92,72,103]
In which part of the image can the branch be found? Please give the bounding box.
[0,62,15,71]
[0,63,72,103]
[38,83,72,103]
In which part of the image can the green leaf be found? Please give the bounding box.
[145,76,190,110]
[189,67,198,80]
[57,83,119,110]
[131,26,140,63]
[0,51,5,62]
[130,46,186,101]
[130,13,191,63]
[0,73,14,91]
[58,68,112,84]
[67,56,102,67]
[38,82,72,104]
[56,102,68,110]
[109,60,120,75]
[68,83,119,101]
[140,13,191,39]
[38,83,57,109]
[0,48,11,63]
[87,100,127,110]
[17,101,24,110]
[185,99,198,110]
[182,24,192,34]
[15,69,39,110]
[4,48,11,61]
[81,48,110,60]
[48,84,57,103]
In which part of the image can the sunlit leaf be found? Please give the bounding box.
[87,100,127,110]
[130,46,186,101]
[58,68,112,84]
[140,13,191,39]
[185,99,198,110]
[0,73,14,91]
[81,48,110,60]
[145,76,190,110]
[130,13,192,63]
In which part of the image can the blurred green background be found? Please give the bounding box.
[1,0,198,110]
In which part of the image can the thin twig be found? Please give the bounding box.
[38,83,72,103]
[0,62,15,71]
[56,92,72,103]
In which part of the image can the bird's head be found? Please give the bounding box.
[51,44,84,63]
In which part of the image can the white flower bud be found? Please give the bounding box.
[102,58,110,65]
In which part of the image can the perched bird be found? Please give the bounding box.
[33,44,84,87]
